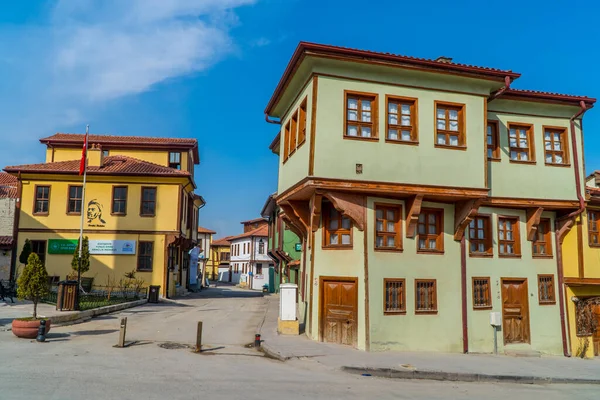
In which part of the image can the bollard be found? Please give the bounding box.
[117,317,127,348]
[194,321,203,353]
[36,320,47,342]
[254,334,261,348]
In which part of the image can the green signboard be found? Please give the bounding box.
[48,239,78,255]
[295,243,302,252]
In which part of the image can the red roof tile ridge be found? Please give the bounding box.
[228,225,268,241]
[40,132,198,145]
[504,88,596,102]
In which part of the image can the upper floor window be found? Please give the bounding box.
[417,208,444,253]
[344,91,378,140]
[375,204,402,251]
[508,124,535,163]
[34,185,50,215]
[386,96,417,143]
[102,150,109,158]
[258,240,265,255]
[140,187,157,217]
[283,122,291,162]
[298,98,307,146]
[112,186,128,215]
[169,152,181,170]
[323,202,352,248]
[498,216,521,257]
[588,210,600,247]
[532,218,552,257]
[435,102,465,148]
[67,185,83,214]
[543,127,569,166]
[487,121,500,161]
[222,252,230,261]
[468,215,492,256]
[290,112,298,155]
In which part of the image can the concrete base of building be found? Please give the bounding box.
[278,318,299,335]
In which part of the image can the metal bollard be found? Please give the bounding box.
[254,334,261,348]
[36,320,47,342]
[194,321,203,353]
[117,317,127,348]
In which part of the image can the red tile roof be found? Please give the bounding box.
[265,42,521,115]
[197,226,217,234]
[0,186,18,199]
[0,172,17,186]
[503,88,596,105]
[4,155,191,178]
[0,172,18,199]
[228,225,268,241]
[0,236,13,248]
[241,217,268,225]
[212,236,233,246]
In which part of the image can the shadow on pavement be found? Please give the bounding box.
[179,287,265,300]
[71,329,118,336]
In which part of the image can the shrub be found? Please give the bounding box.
[71,237,90,275]
[19,239,32,266]
[17,253,49,319]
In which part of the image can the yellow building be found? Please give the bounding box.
[197,226,216,281]
[4,133,202,298]
[562,176,600,358]
[211,236,232,282]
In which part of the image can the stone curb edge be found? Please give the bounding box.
[341,366,600,385]
[260,342,289,362]
[50,299,149,325]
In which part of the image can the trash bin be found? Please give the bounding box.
[56,280,78,311]
[148,285,160,303]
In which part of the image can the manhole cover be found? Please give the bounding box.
[158,342,190,350]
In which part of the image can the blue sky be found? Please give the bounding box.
[0,0,599,238]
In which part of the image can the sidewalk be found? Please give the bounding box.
[0,300,78,331]
[258,295,600,385]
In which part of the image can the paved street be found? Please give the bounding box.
[1,287,599,399]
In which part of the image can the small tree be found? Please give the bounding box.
[19,239,32,266]
[17,253,49,319]
[71,236,90,276]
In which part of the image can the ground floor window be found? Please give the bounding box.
[30,240,47,265]
[384,279,405,314]
[415,279,437,313]
[137,242,153,271]
[472,277,492,309]
[256,263,263,275]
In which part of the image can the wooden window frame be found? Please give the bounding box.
[169,152,182,170]
[256,263,263,275]
[468,214,493,257]
[497,215,521,258]
[298,97,307,147]
[30,240,47,266]
[289,111,298,156]
[487,120,501,161]
[537,274,556,305]
[33,185,51,216]
[343,90,379,141]
[322,202,353,249]
[140,186,157,217]
[385,95,418,145]
[543,126,570,167]
[472,277,492,310]
[507,122,536,164]
[111,186,128,216]
[137,241,154,272]
[283,123,291,163]
[532,218,553,258]
[415,279,437,314]
[383,278,406,315]
[588,210,600,247]
[416,208,444,254]
[434,101,466,150]
[374,203,403,252]
[66,185,83,215]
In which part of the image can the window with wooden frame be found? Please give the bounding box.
[283,123,290,162]
[137,241,154,271]
[298,98,307,146]
[169,152,181,170]
[140,187,157,216]
[31,240,46,266]
[538,274,556,304]
[588,210,600,246]
[417,208,444,253]
[472,277,492,309]
[344,91,378,140]
[256,263,263,275]
[435,102,465,148]
[111,186,128,215]
[67,185,83,214]
[375,204,402,251]
[384,279,406,314]
[34,185,50,215]
[497,216,521,257]
[543,127,569,166]
[415,279,437,313]
[323,202,352,248]
[532,218,553,257]
[386,96,417,143]
[289,111,298,155]
[468,215,492,256]
[508,123,535,163]
[487,120,500,161]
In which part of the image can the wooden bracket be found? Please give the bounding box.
[556,217,575,245]
[280,202,309,240]
[526,207,544,241]
[454,199,482,241]
[289,200,310,234]
[309,193,322,233]
[322,191,366,231]
[405,194,424,238]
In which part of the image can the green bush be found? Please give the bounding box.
[19,239,32,265]
[71,236,90,275]
[17,253,49,319]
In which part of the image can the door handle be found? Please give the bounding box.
[346,320,351,325]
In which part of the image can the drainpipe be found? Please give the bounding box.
[265,113,281,125]
[555,100,592,357]
[487,76,512,102]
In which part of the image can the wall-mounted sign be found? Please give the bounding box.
[48,239,78,255]
[89,240,136,255]
[295,243,302,252]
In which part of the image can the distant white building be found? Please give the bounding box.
[228,223,272,290]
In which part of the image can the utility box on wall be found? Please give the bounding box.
[490,312,502,327]
[278,283,299,335]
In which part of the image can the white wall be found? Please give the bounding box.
[0,198,16,236]
[0,251,11,281]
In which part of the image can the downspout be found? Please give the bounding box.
[555,100,591,357]
[265,113,281,125]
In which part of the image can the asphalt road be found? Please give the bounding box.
[0,286,598,400]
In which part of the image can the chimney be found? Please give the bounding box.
[435,56,453,63]
[87,144,104,168]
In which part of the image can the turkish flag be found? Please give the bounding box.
[79,133,88,175]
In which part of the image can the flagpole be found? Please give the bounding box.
[76,125,89,310]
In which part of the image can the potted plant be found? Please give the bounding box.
[12,253,51,338]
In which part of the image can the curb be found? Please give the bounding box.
[260,342,289,362]
[342,366,600,385]
[48,299,148,327]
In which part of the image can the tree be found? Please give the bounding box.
[19,239,32,265]
[17,253,49,319]
[71,236,90,275]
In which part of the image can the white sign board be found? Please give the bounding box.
[89,240,136,255]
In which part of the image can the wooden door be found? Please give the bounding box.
[501,279,531,344]
[321,278,358,347]
[593,304,600,357]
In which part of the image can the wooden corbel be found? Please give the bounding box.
[526,207,544,241]
[288,200,310,234]
[280,202,309,240]
[556,217,575,245]
[309,193,322,233]
[405,194,424,238]
[322,191,366,231]
[281,214,305,242]
[454,199,482,241]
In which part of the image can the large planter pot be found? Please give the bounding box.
[11,319,51,339]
